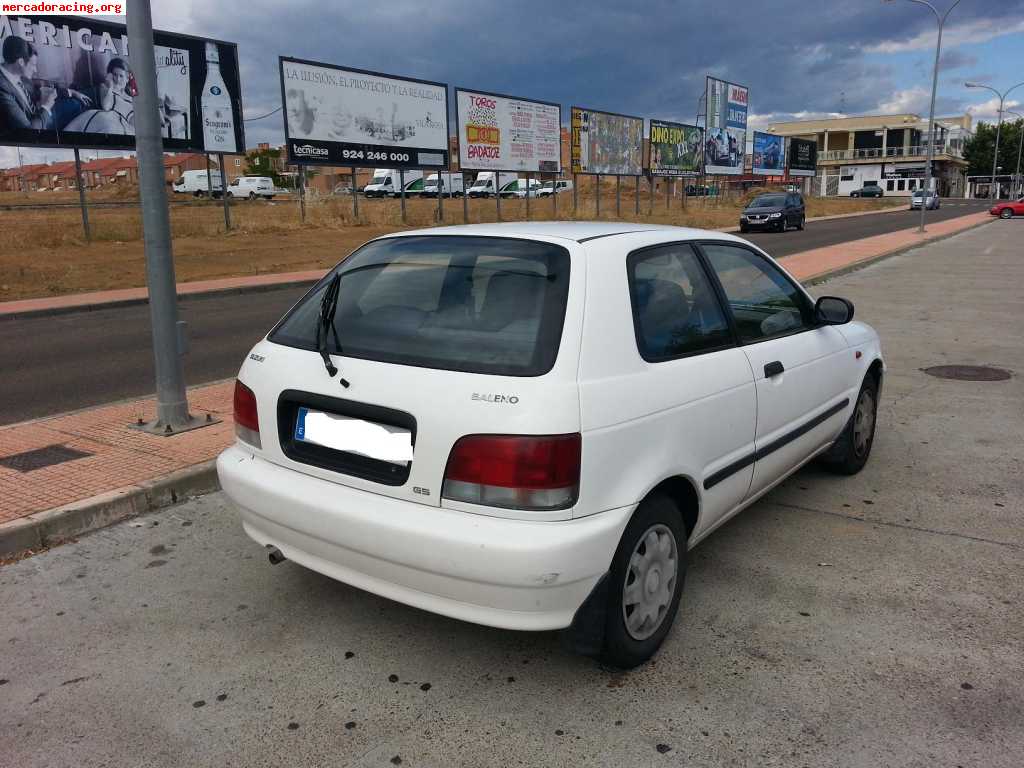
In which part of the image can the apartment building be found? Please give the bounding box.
[766,113,971,197]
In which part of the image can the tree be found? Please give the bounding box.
[963,119,1023,178]
[244,146,286,186]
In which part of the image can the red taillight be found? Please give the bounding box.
[442,434,581,511]
[233,379,261,448]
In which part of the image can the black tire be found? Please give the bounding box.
[740,225,749,233]
[194,190,205,198]
[999,208,1013,219]
[820,374,879,475]
[797,214,805,230]
[600,493,688,669]
[248,192,256,200]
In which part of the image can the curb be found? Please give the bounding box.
[802,216,994,286]
[0,211,996,560]
[0,460,219,557]
[0,278,319,322]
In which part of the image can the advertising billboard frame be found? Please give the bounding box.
[751,130,785,176]
[278,55,449,169]
[648,118,703,177]
[787,136,818,177]
[704,75,749,176]
[0,13,245,153]
[570,104,645,177]
[454,85,561,174]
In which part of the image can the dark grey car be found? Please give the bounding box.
[740,192,806,233]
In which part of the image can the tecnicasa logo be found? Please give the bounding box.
[293,143,328,157]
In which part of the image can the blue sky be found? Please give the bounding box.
[3,0,1023,167]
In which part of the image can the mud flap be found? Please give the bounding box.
[560,572,609,658]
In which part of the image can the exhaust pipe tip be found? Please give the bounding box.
[267,546,286,566]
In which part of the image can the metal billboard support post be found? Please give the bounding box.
[437,168,443,223]
[126,0,202,434]
[495,174,501,222]
[218,153,231,230]
[399,169,406,224]
[351,168,358,220]
[73,148,91,242]
[462,172,469,223]
[649,176,654,216]
[634,176,639,217]
[615,175,621,218]
[553,174,557,218]
[205,154,213,196]
[525,172,530,220]
[595,174,601,218]
[298,164,307,223]
[572,173,578,216]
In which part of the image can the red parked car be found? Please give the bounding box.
[990,198,1024,219]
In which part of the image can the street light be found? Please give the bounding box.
[1003,110,1024,198]
[885,0,961,233]
[966,80,1024,199]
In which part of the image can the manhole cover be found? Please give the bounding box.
[0,444,93,473]
[922,365,1012,382]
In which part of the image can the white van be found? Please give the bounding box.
[218,221,883,668]
[500,178,543,198]
[363,169,424,198]
[467,172,517,198]
[227,176,276,200]
[537,179,573,197]
[422,172,465,198]
[172,169,225,198]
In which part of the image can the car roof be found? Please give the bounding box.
[376,221,745,245]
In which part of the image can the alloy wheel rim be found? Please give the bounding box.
[622,524,678,641]
[853,389,876,457]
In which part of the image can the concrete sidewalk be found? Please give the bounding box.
[0,211,993,555]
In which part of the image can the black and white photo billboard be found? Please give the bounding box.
[280,57,449,168]
[0,14,244,153]
[788,137,818,176]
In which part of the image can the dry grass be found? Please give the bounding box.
[0,184,904,301]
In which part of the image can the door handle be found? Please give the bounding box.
[764,360,785,377]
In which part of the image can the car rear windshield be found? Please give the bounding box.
[269,236,572,376]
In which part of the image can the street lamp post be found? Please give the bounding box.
[885,0,961,233]
[1005,110,1024,198]
[966,81,1024,200]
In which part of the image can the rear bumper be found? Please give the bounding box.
[216,445,633,631]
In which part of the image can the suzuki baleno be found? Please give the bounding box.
[217,222,883,668]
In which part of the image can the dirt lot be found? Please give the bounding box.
[0,185,902,301]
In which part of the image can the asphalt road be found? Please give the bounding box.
[0,200,992,425]
[2,222,1021,767]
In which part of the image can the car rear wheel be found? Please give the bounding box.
[820,374,878,475]
[1000,208,1014,219]
[601,493,687,669]
[797,214,805,230]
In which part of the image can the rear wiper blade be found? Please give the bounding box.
[315,273,349,388]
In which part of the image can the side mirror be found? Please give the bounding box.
[815,296,854,325]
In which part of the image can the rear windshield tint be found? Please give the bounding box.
[269,236,571,376]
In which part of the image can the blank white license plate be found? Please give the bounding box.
[294,407,413,464]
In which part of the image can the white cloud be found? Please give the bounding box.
[875,86,931,114]
[747,110,847,129]
[965,97,1023,123]
[866,17,1024,54]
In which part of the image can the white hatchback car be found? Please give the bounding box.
[218,222,882,668]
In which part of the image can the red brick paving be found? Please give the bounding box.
[0,211,993,528]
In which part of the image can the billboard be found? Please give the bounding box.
[752,131,784,176]
[704,76,748,175]
[0,14,244,153]
[279,57,448,168]
[648,120,702,177]
[571,106,643,175]
[456,88,560,173]
[788,136,817,176]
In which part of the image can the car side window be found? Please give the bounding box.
[701,243,814,343]
[628,244,733,361]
